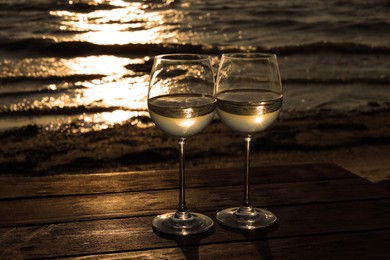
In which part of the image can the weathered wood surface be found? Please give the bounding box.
[66,230,390,260]
[0,178,389,228]
[0,163,389,259]
[1,200,390,259]
[0,163,354,199]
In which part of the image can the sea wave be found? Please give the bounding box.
[0,74,105,84]
[268,42,390,55]
[0,1,118,13]
[0,105,128,118]
[1,38,390,58]
[0,84,87,98]
[282,77,390,85]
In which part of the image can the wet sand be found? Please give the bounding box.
[1,110,389,189]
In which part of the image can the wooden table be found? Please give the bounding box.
[0,163,389,259]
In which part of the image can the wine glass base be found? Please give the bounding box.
[216,207,277,230]
[152,212,214,236]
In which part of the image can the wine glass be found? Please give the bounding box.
[215,53,283,229]
[148,54,216,235]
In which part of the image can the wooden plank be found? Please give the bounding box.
[66,230,390,259]
[1,178,389,227]
[0,164,356,199]
[1,200,390,259]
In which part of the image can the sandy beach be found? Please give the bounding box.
[1,110,389,190]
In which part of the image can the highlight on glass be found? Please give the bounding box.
[147,54,216,235]
[215,53,283,230]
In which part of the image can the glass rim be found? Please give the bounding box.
[154,53,210,61]
[222,52,276,60]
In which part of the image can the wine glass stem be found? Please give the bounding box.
[177,138,188,214]
[242,135,252,208]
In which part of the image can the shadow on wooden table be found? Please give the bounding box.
[217,220,280,259]
[152,219,279,259]
[153,226,216,260]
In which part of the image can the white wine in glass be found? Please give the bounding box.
[215,53,283,230]
[148,54,216,235]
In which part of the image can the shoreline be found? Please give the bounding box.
[1,110,389,189]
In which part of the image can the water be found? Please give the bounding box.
[1,0,389,132]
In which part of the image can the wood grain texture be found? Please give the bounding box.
[1,200,390,259]
[0,163,354,199]
[1,178,389,227]
[66,230,390,260]
[1,164,389,259]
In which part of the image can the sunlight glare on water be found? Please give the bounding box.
[50,0,177,45]
[0,55,152,131]
[1,0,217,132]
[64,56,150,130]
[12,55,151,112]
[1,0,389,133]
[43,0,179,131]
[63,56,129,77]
[39,0,184,131]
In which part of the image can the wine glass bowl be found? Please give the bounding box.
[148,54,216,235]
[148,54,216,138]
[215,53,283,229]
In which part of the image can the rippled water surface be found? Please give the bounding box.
[1,0,389,132]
